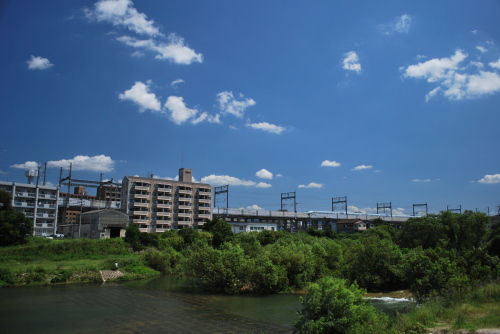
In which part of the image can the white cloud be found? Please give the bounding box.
[478,174,500,184]
[404,50,467,82]
[246,122,285,134]
[404,50,500,100]
[256,169,273,179]
[216,91,256,118]
[352,165,372,171]
[27,55,53,70]
[393,208,406,215]
[87,0,162,37]
[171,78,185,86]
[200,175,257,187]
[466,71,500,96]
[298,182,323,189]
[164,96,198,125]
[47,155,115,172]
[246,204,265,210]
[342,51,361,73]
[10,161,39,169]
[348,206,376,214]
[191,112,221,125]
[412,179,431,182]
[321,160,341,167]
[380,14,412,34]
[130,51,144,57]
[256,182,272,188]
[476,46,488,53]
[490,59,500,69]
[394,14,412,33]
[116,34,203,65]
[119,81,161,112]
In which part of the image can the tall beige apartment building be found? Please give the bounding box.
[121,168,212,232]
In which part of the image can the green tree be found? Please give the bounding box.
[294,277,387,334]
[202,218,233,248]
[124,223,143,251]
[0,190,33,246]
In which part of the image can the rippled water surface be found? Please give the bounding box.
[0,276,412,333]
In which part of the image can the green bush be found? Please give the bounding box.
[294,277,388,334]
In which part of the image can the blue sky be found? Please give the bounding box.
[1,0,499,215]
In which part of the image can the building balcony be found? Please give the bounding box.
[196,197,211,202]
[38,193,57,199]
[177,189,192,195]
[155,188,172,194]
[133,202,149,207]
[155,211,171,217]
[133,185,150,191]
[154,203,171,209]
[36,213,56,218]
[132,219,150,224]
[131,193,150,199]
[16,192,36,198]
[155,195,171,201]
[154,218,171,223]
[14,201,35,207]
[37,203,56,209]
[131,210,149,216]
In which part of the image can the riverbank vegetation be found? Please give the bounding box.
[0,210,499,332]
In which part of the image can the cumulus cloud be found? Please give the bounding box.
[216,91,256,118]
[256,169,273,179]
[27,55,53,70]
[119,81,161,112]
[490,59,500,69]
[246,122,285,134]
[321,160,341,167]
[116,34,203,65]
[342,51,361,73]
[39,155,115,172]
[246,204,265,210]
[348,206,376,214]
[404,50,500,100]
[86,0,162,37]
[412,179,432,182]
[352,165,372,171]
[200,175,257,187]
[256,182,272,188]
[163,96,199,125]
[191,112,221,125]
[298,182,323,189]
[119,80,221,125]
[478,174,500,184]
[10,161,39,169]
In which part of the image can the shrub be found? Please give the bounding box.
[294,277,387,334]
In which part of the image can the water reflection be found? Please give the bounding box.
[0,276,412,333]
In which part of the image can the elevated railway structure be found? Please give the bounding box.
[213,208,413,232]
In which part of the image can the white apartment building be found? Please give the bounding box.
[0,181,59,237]
[121,168,212,232]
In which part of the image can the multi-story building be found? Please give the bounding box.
[0,181,59,237]
[96,184,122,202]
[121,168,212,232]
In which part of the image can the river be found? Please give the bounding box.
[0,276,412,333]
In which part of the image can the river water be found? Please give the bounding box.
[0,276,412,334]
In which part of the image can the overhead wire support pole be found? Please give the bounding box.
[413,203,428,217]
[377,202,392,217]
[447,205,462,214]
[332,196,348,215]
[214,185,229,217]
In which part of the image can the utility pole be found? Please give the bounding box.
[447,205,461,214]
